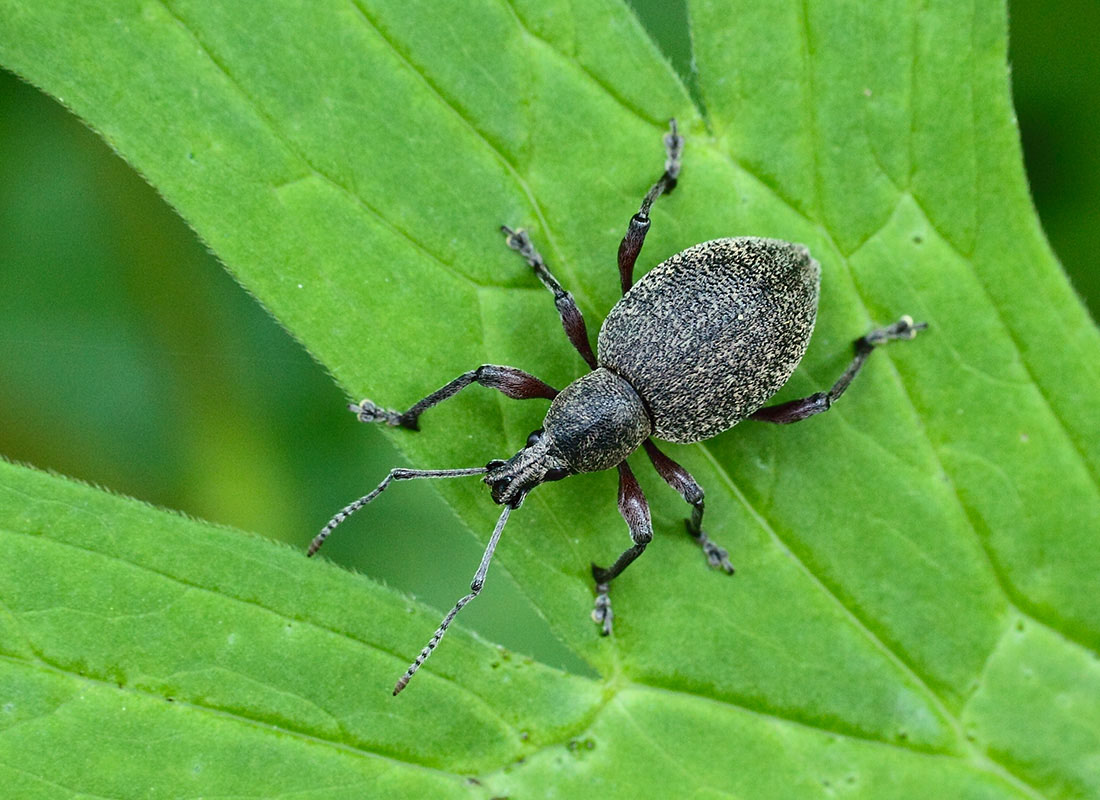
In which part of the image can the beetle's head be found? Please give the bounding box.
[484,428,571,507]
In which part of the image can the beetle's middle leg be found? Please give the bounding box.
[591,461,653,635]
[750,316,927,424]
[617,118,684,295]
[643,440,735,574]
[501,225,598,371]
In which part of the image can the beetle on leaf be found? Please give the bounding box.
[307,120,927,695]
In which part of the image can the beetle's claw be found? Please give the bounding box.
[592,581,613,636]
[703,540,736,574]
[501,225,536,258]
[348,399,403,427]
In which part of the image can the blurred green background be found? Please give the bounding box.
[1,1,1096,670]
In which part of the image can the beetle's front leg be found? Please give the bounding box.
[349,364,557,431]
[591,461,653,635]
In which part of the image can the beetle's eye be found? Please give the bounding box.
[485,459,506,471]
[543,466,569,482]
[526,428,544,448]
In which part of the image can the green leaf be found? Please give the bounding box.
[2,0,1099,798]
[0,460,600,795]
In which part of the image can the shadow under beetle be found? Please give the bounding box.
[308,120,927,695]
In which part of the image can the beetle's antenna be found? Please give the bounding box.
[307,467,487,556]
[393,503,512,695]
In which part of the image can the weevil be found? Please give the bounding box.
[308,120,927,694]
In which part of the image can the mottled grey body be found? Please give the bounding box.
[599,237,820,443]
[522,237,819,477]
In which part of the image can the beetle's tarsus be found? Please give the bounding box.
[865,315,929,346]
[349,399,404,427]
[500,224,530,255]
[688,524,736,574]
[592,580,614,636]
[663,118,684,182]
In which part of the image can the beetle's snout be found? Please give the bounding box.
[484,461,524,507]
[483,431,571,507]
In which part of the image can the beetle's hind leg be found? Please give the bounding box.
[643,440,735,574]
[591,462,654,635]
[500,226,599,370]
[617,119,684,295]
[750,316,928,424]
